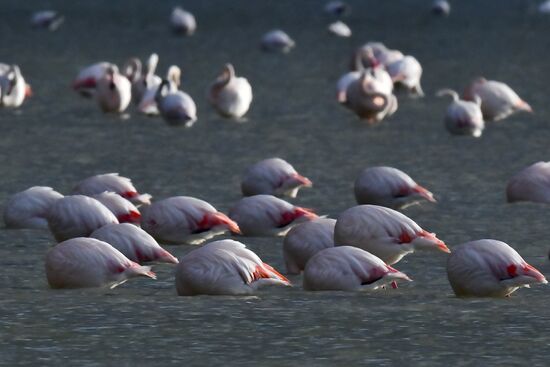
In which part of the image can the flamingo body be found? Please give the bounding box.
[283,218,336,274]
[45,237,156,289]
[303,246,411,291]
[506,161,550,204]
[4,186,63,229]
[447,239,547,297]
[175,239,290,295]
[72,173,152,206]
[91,223,178,264]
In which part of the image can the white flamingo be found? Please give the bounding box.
[0,64,32,108]
[261,30,295,53]
[72,61,114,97]
[241,158,312,198]
[170,7,196,35]
[72,173,152,206]
[354,166,436,209]
[208,63,253,119]
[283,218,336,274]
[90,223,178,264]
[228,194,318,237]
[46,195,118,242]
[3,186,63,229]
[447,239,547,297]
[303,246,412,291]
[175,239,290,296]
[436,89,484,137]
[463,77,532,121]
[140,196,240,245]
[45,237,156,289]
[334,205,449,265]
[155,67,197,127]
[95,65,132,113]
[92,192,142,225]
[506,161,550,204]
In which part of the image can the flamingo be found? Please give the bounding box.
[0,64,32,108]
[130,53,161,106]
[436,88,484,137]
[463,77,532,121]
[283,218,336,274]
[432,0,451,16]
[385,55,424,97]
[72,173,152,206]
[3,186,63,229]
[350,43,403,72]
[228,194,318,237]
[170,7,196,35]
[241,158,312,198]
[95,65,132,113]
[46,195,118,242]
[155,67,197,127]
[303,246,412,291]
[92,192,141,225]
[140,196,240,245]
[354,166,436,209]
[447,239,547,297]
[90,223,178,264]
[506,161,550,204]
[261,30,295,53]
[208,63,253,119]
[45,237,156,289]
[72,61,114,97]
[324,1,350,16]
[30,10,64,31]
[334,205,449,265]
[328,21,352,38]
[137,63,177,116]
[343,67,398,123]
[175,239,290,295]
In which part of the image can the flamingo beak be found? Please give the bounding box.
[516,100,533,113]
[523,264,547,284]
[413,185,437,203]
[291,173,313,188]
[25,84,33,97]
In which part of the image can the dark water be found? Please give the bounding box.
[1,0,550,365]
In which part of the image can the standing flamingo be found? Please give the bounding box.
[354,166,436,209]
[229,195,318,237]
[140,196,240,245]
[95,65,132,113]
[208,63,253,119]
[175,239,290,295]
[303,246,412,291]
[334,205,449,265]
[45,237,156,289]
[436,88,484,137]
[447,239,547,297]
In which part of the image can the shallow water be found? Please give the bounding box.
[2,0,550,365]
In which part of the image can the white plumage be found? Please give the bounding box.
[354,166,436,209]
[91,223,178,264]
[463,78,532,121]
[95,65,131,113]
[72,173,152,206]
[447,239,547,297]
[436,88,484,137]
[229,194,318,237]
[4,186,63,229]
[46,195,118,242]
[140,196,240,245]
[208,63,253,119]
[170,7,196,35]
[45,237,156,289]
[261,30,295,53]
[303,246,412,291]
[506,161,550,204]
[241,158,312,198]
[175,239,290,296]
[334,205,449,265]
[92,192,141,225]
[283,218,336,274]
